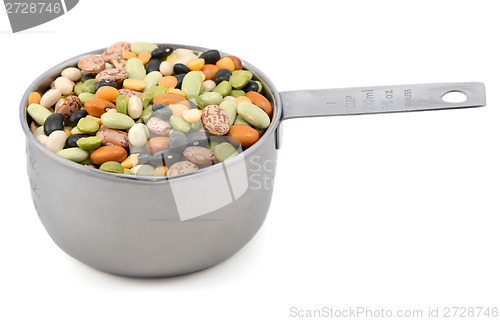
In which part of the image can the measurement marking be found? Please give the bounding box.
[326,101,337,104]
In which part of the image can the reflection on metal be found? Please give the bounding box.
[171,145,248,221]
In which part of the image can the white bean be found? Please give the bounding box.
[130,164,155,176]
[173,48,195,57]
[128,123,149,147]
[61,67,82,82]
[46,130,68,153]
[127,95,143,119]
[159,61,173,76]
[40,89,61,108]
[54,77,74,95]
[174,55,197,66]
[36,134,48,146]
[203,80,216,92]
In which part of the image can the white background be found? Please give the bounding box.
[1,0,499,320]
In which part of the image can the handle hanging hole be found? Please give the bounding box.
[442,91,468,103]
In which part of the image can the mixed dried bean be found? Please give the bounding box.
[26,41,273,177]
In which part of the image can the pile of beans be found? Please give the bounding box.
[26,41,273,177]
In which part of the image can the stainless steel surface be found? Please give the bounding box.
[276,82,486,148]
[21,44,282,277]
[280,82,486,119]
[20,44,487,277]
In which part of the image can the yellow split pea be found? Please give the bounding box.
[123,79,147,91]
[182,109,202,123]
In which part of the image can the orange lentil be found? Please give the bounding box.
[215,57,235,72]
[95,86,120,102]
[187,58,205,71]
[122,51,137,60]
[158,76,177,88]
[121,154,139,169]
[122,79,147,91]
[138,52,152,65]
[234,96,252,105]
[169,103,189,117]
[28,92,41,105]
[153,166,168,176]
[166,54,180,64]
[63,128,72,136]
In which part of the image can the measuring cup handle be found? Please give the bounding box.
[279,82,486,120]
[275,82,486,148]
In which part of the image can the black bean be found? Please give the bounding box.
[152,103,168,112]
[242,80,259,93]
[199,49,220,65]
[174,63,190,75]
[169,131,187,151]
[66,134,89,148]
[153,106,173,120]
[68,109,88,126]
[81,74,94,83]
[187,131,209,148]
[149,149,182,167]
[27,113,34,126]
[94,80,117,92]
[214,68,232,85]
[151,46,174,59]
[137,153,152,165]
[146,58,162,73]
[44,113,65,136]
[174,74,185,89]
